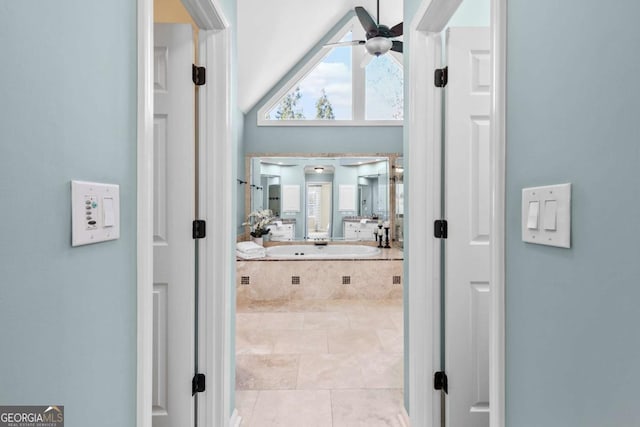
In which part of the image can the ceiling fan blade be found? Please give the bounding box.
[323,40,366,48]
[355,6,379,37]
[389,22,403,37]
[391,40,403,53]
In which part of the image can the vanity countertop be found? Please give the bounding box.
[269,218,296,224]
[342,217,380,223]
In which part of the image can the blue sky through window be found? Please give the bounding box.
[266,30,403,121]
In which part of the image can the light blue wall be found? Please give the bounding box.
[506,1,640,425]
[0,2,136,426]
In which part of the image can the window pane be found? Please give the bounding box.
[267,33,353,120]
[365,55,404,120]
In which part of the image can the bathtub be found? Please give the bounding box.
[266,244,381,259]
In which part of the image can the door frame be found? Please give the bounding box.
[136,1,231,427]
[406,0,506,426]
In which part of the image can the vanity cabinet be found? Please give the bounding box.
[269,222,295,241]
[343,221,378,241]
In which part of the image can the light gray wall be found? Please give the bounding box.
[0,2,137,426]
[506,1,640,425]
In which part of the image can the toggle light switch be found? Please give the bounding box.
[527,201,540,229]
[543,200,557,231]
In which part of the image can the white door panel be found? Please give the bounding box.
[153,23,195,427]
[445,26,491,427]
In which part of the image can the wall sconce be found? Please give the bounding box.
[314,167,324,173]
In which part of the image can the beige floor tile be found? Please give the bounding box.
[359,299,403,312]
[249,390,332,427]
[347,312,396,330]
[272,329,328,354]
[235,390,259,427]
[237,312,305,330]
[376,328,404,353]
[236,355,299,390]
[358,353,403,389]
[327,329,383,353]
[331,389,404,427]
[297,353,366,389]
[303,312,350,330]
[388,312,404,332]
[236,329,276,355]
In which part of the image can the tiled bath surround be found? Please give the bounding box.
[237,259,403,303]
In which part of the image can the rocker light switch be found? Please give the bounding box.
[543,200,558,230]
[522,184,571,248]
[527,201,540,229]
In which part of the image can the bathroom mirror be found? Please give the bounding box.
[245,154,399,241]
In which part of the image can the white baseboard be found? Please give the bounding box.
[398,407,411,427]
[229,408,241,427]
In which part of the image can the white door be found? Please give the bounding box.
[444,27,491,427]
[153,23,195,427]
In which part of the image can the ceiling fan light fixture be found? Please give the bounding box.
[365,37,392,56]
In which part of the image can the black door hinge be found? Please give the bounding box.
[192,64,206,86]
[192,373,206,395]
[434,219,448,239]
[193,220,206,239]
[434,371,448,394]
[434,66,448,87]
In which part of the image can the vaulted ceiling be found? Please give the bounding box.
[238,0,404,113]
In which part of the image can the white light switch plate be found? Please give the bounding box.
[71,180,120,246]
[522,183,571,248]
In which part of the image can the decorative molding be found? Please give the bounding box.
[413,0,464,32]
[407,20,442,427]
[197,26,233,427]
[181,0,229,31]
[408,0,507,426]
[397,407,411,427]
[489,0,507,426]
[136,0,154,426]
[229,409,241,427]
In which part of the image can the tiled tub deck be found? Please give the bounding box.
[236,248,403,304]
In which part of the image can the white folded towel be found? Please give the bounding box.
[236,250,266,259]
[237,241,265,254]
[360,219,368,224]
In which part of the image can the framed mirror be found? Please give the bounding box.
[245,153,399,241]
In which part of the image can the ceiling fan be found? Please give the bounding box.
[325,0,403,57]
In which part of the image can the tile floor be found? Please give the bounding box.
[236,299,404,427]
